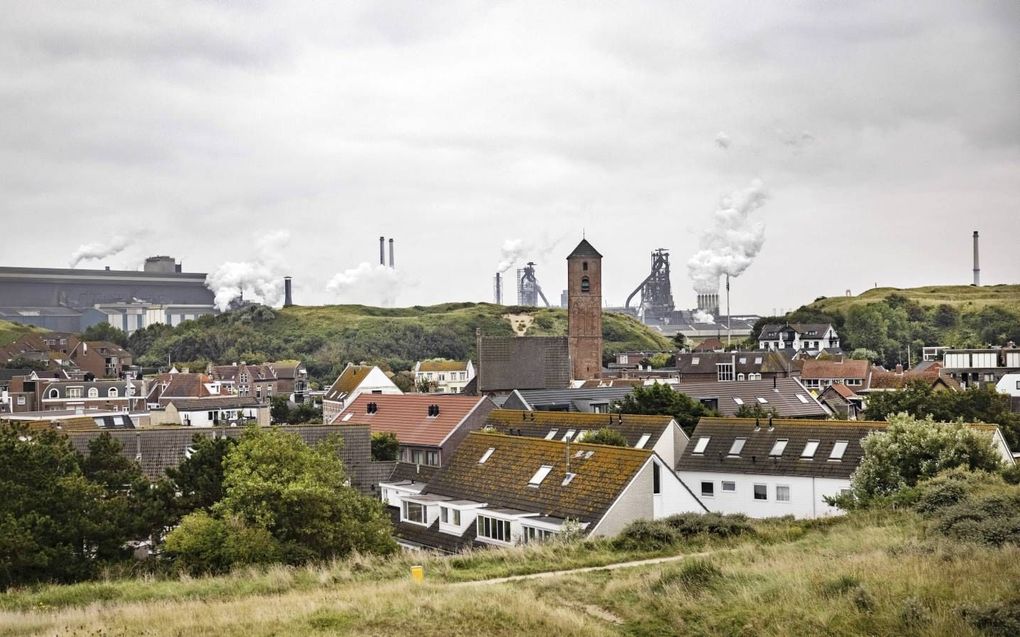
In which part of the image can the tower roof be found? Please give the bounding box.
[567,239,602,259]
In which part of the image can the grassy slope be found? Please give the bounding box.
[807,284,1020,315]
[3,511,1017,637]
[0,320,46,348]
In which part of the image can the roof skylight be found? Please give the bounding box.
[693,437,710,454]
[769,439,788,456]
[756,396,769,404]
[478,447,495,464]
[562,429,576,441]
[801,440,820,458]
[733,397,744,405]
[728,438,746,456]
[529,465,554,486]
[635,433,651,449]
[544,429,558,440]
[830,440,849,460]
[796,394,809,404]
[562,472,577,486]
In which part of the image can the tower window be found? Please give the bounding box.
[581,276,590,293]
[582,261,588,271]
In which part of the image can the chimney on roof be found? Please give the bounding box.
[973,230,981,286]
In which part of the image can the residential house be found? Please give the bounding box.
[35,379,146,413]
[209,363,278,402]
[322,364,403,425]
[381,431,706,552]
[267,361,309,402]
[150,396,269,427]
[757,323,840,353]
[941,347,1020,389]
[799,358,870,391]
[818,383,864,420]
[864,364,960,394]
[475,335,571,395]
[336,394,494,471]
[147,371,222,408]
[413,359,475,394]
[484,410,689,470]
[1,410,138,431]
[673,351,796,383]
[68,340,133,379]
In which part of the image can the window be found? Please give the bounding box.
[830,441,849,460]
[770,439,788,456]
[754,357,763,364]
[753,484,768,500]
[776,485,791,502]
[529,465,554,486]
[582,261,588,271]
[108,387,119,397]
[756,396,769,404]
[796,394,809,404]
[441,507,461,526]
[733,397,744,405]
[653,462,661,495]
[16,396,26,405]
[402,501,426,525]
[728,438,746,456]
[87,388,99,398]
[635,433,651,449]
[479,447,495,464]
[544,429,559,440]
[581,276,590,293]
[722,481,736,493]
[523,526,557,544]
[701,481,715,497]
[477,515,512,543]
[562,429,576,441]
[67,387,83,398]
[737,373,745,381]
[562,472,577,486]
[693,437,710,454]
[717,363,735,382]
[802,440,820,458]
[692,357,700,365]
[750,373,762,380]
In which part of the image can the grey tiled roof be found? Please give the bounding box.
[505,387,635,412]
[567,239,603,259]
[678,417,884,479]
[477,336,570,392]
[670,378,828,418]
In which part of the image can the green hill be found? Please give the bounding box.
[0,320,47,348]
[807,284,1020,315]
[129,303,674,383]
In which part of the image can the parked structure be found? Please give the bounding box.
[413,359,475,394]
[381,431,706,552]
[322,364,403,424]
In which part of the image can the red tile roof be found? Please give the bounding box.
[800,358,870,380]
[336,394,492,446]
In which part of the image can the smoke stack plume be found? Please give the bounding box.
[69,235,130,268]
[973,230,980,286]
[205,230,290,311]
[379,236,385,266]
[284,276,293,307]
[389,238,394,269]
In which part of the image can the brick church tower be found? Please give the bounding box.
[567,238,603,381]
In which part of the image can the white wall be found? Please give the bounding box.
[995,374,1020,398]
[678,471,850,519]
[594,458,705,537]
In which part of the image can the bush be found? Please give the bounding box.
[578,428,627,447]
[654,559,721,593]
[960,596,1020,637]
[371,432,399,461]
[661,512,756,539]
[612,520,679,551]
[1002,463,1020,485]
[930,493,1020,546]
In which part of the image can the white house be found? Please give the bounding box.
[413,359,475,394]
[322,364,403,424]
[381,431,706,552]
[151,396,270,427]
[994,373,1020,398]
[758,323,840,353]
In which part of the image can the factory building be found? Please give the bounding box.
[0,256,216,334]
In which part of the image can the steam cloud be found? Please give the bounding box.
[687,179,769,294]
[326,262,403,307]
[69,236,130,268]
[714,132,731,149]
[693,309,715,324]
[496,239,526,273]
[205,230,289,311]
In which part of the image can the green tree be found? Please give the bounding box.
[371,432,399,461]
[270,396,290,424]
[932,304,959,328]
[163,510,281,575]
[578,428,627,446]
[616,384,711,433]
[672,332,686,350]
[81,322,129,347]
[835,414,1002,505]
[165,427,395,571]
[164,435,237,519]
[734,403,780,419]
[849,348,880,361]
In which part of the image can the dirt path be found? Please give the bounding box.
[452,549,723,586]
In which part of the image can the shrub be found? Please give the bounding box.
[1002,463,1020,485]
[960,596,1020,637]
[661,512,756,539]
[612,520,679,551]
[654,559,721,593]
[899,597,931,628]
[371,432,399,461]
[578,428,627,447]
[930,493,1020,546]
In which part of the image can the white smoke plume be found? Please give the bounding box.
[326,262,403,307]
[69,235,130,268]
[496,239,526,273]
[495,235,565,274]
[693,309,715,324]
[687,179,769,294]
[205,230,289,311]
[714,131,731,149]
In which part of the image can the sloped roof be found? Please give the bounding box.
[325,365,375,401]
[336,394,492,446]
[85,341,131,357]
[800,358,869,380]
[486,410,675,448]
[674,351,793,376]
[679,417,885,479]
[160,373,213,399]
[166,396,260,411]
[867,370,960,391]
[423,431,655,525]
[508,386,635,411]
[575,379,643,389]
[567,239,603,259]
[418,359,470,373]
[477,336,571,392]
[825,382,859,400]
[670,378,828,418]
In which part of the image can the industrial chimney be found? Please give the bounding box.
[388,238,395,269]
[972,230,980,286]
[283,276,294,307]
[493,272,503,304]
[379,236,385,266]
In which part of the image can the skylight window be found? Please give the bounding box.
[562,429,576,441]
[478,447,495,464]
[802,440,820,458]
[341,413,353,422]
[562,472,577,486]
[830,441,849,460]
[796,394,809,404]
[529,465,554,486]
[544,429,558,440]
[574,449,585,458]
[635,433,651,449]
[733,397,744,405]
[728,438,746,456]
[692,357,700,365]
[756,397,769,404]
[584,450,594,459]
[739,357,746,364]
[770,439,788,456]
[693,437,710,454]
[755,357,763,364]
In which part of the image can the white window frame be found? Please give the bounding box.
[770,439,788,456]
[801,440,820,458]
[701,481,715,497]
[693,437,710,454]
[529,465,554,487]
[476,515,512,544]
[728,438,746,456]
[401,500,427,526]
[753,484,768,501]
[776,485,791,502]
[722,481,736,493]
[829,440,849,460]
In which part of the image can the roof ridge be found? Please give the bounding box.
[468,430,654,455]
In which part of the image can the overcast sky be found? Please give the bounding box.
[2,1,1018,314]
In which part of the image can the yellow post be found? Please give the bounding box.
[410,565,424,583]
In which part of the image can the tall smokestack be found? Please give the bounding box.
[389,238,394,269]
[379,236,385,266]
[283,276,293,307]
[973,230,980,286]
[494,272,503,304]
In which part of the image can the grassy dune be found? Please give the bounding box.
[808,284,1020,314]
[0,320,46,348]
[3,510,1017,636]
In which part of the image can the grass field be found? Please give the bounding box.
[807,284,1020,315]
[2,510,1017,636]
[0,320,45,348]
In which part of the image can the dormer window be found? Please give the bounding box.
[108,387,119,398]
[580,276,590,293]
[88,388,99,398]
